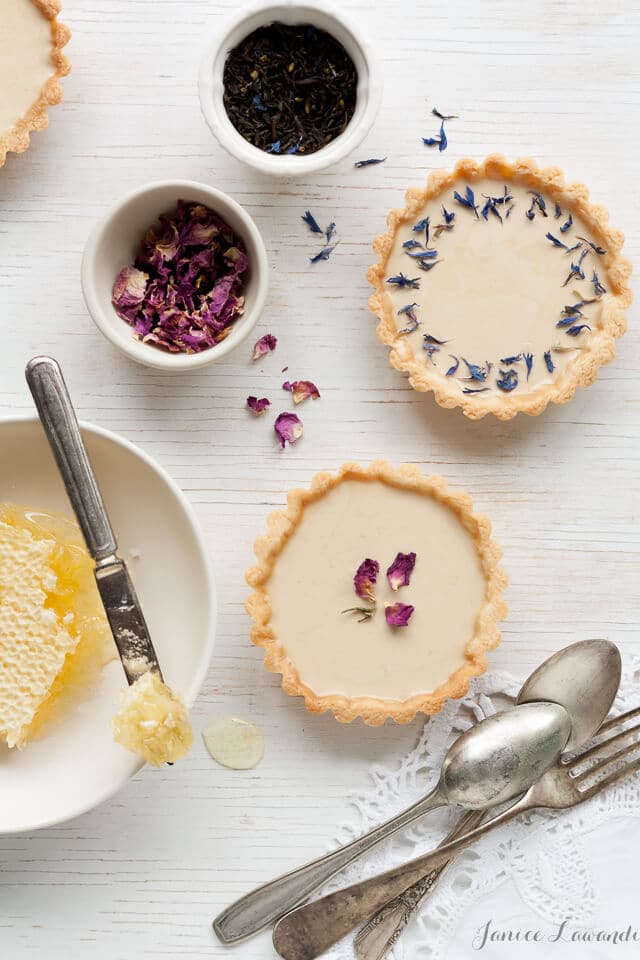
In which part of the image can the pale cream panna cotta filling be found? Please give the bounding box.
[266,479,487,702]
[0,0,55,135]
[384,179,610,395]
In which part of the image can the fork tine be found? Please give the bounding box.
[566,718,640,770]
[579,753,640,800]
[597,705,640,734]
[573,736,640,786]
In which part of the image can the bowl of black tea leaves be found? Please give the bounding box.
[199,1,382,176]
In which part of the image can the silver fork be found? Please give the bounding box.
[354,703,633,960]
[272,706,640,960]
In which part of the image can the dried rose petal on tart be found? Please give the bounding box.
[386,551,416,591]
[384,602,415,627]
[353,558,379,603]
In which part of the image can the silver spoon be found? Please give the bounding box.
[354,639,621,960]
[213,700,570,943]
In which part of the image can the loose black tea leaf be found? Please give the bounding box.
[223,23,358,155]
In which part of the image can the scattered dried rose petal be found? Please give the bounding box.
[386,552,416,591]
[354,558,379,603]
[111,201,248,354]
[384,602,414,627]
[274,412,303,448]
[282,380,321,404]
[246,396,270,416]
[252,333,277,361]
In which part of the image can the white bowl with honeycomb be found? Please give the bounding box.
[0,417,216,833]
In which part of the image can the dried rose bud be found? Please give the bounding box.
[274,412,303,448]
[354,558,379,603]
[282,380,321,404]
[246,396,270,416]
[252,334,277,361]
[384,602,414,627]
[386,552,416,591]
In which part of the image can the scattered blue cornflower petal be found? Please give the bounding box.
[286,138,302,154]
[565,241,582,254]
[386,273,420,289]
[406,249,438,260]
[422,136,440,146]
[397,302,419,315]
[353,157,386,167]
[413,217,430,233]
[442,205,455,224]
[302,210,323,234]
[500,354,522,365]
[432,108,458,120]
[544,350,555,373]
[557,314,582,327]
[577,236,607,255]
[402,239,423,250]
[252,94,268,112]
[497,369,519,392]
[592,270,607,296]
[546,232,569,250]
[438,121,447,152]
[463,386,490,394]
[560,214,573,233]
[325,221,336,243]
[524,352,534,379]
[555,202,562,219]
[453,186,479,218]
[462,358,490,382]
[267,140,281,154]
[423,332,448,345]
[309,244,336,263]
[423,343,440,360]
[446,355,460,376]
[566,324,591,337]
[417,259,442,272]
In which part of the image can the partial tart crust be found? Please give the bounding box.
[246,461,508,725]
[0,0,71,168]
[368,155,632,420]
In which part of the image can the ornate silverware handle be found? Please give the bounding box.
[213,786,446,943]
[354,808,485,960]
[25,356,117,561]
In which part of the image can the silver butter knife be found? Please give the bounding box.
[25,356,163,687]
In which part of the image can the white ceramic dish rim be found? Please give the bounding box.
[198,0,383,177]
[81,179,269,372]
[0,414,217,834]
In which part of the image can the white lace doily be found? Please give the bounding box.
[324,660,640,960]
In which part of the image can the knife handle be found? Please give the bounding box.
[25,356,118,562]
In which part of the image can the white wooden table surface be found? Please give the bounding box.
[1,0,639,956]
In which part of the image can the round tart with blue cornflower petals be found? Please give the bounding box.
[368,155,632,420]
[246,462,507,725]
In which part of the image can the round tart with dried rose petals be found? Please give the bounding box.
[246,462,507,725]
[0,0,70,168]
[368,155,632,420]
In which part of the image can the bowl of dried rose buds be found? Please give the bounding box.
[81,180,269,371]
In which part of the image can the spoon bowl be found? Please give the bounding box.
[518,639,621,750]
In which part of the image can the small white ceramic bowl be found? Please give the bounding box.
[81,180,269,371]
[0,417,216,833]
[198,0,383,177]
